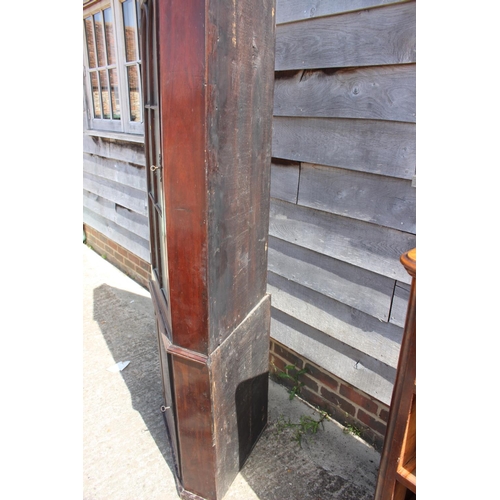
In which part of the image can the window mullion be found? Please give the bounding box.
[90,14,98,69]
[83,25,92,125]
[107,68,113,118]
[136,0,143,123]
[90,14,105,121]
[136,0,143,124]
[90,16,101,120]
[101,13,111,120]
[102,9,114,120]
[113,0,130,133]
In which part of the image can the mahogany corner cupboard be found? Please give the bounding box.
[139,1,276,499]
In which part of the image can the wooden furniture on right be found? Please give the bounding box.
[374,248,416,500]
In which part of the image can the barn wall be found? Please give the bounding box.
[82,0,416,448]
[268,0,416,407]
[83,133,150,264]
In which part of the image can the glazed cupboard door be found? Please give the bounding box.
[140,0,180,475]
[141,0,172,333]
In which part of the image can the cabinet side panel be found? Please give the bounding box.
[205,0,276,351]
[210,295,271,499]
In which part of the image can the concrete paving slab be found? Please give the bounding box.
[83,243,381,500]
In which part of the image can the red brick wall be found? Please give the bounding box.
[270,339,389,452]
[84,224,150,289]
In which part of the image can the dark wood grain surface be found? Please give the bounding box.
[171,354,216,499]
[159,0,209,354]
[205,0,275,351]
[152,2,275,498]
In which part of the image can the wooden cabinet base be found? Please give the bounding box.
[154,292,271,500]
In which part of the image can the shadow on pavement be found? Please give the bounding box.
[235,385,379,500]
[90,282,379,500]
[92,283,177,478]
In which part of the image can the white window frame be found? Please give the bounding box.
[83,0,144,138]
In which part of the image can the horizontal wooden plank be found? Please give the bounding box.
[269,199,415,284]
[298,163,416,232]
[268,236,394,321]
[276,0,410,24]
[83,154,147,192]
[275,2,416,71]
[84,130,144,144]
[268,271,403,368]
[274,65,416,123]
[272,116,415,179]
[83,190,150,240]
[271,160,300,203]
[83,134,146,166]
[83,171,148,217]
[390,281,410,328]
[83,207,150,263]
[270,307,397,405]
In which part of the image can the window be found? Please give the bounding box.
[83,0,143,136]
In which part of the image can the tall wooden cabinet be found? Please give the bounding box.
[140,1,276,499]
[374,248,416,500]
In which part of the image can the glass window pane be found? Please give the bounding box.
[103,8,116,65]
[127,65,141,122]
[94,12,106,67]
[123,0,138,62]
[109,68,121,119]
[100,70,110,119]
[84,17,96,68]
[90,72,101,119]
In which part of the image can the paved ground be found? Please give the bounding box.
[83,243,381,500]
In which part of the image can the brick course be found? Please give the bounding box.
[340,383,379,416]
[270,339,389,452]
[83,224,150,289]
[273,342,304,369]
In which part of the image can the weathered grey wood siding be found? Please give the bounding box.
[269,0,416,406]
[83,134,150,263]
[82,0,416,407]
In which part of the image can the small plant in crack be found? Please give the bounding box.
[343,424,363,437]
[273,363,309,400]
[276,411,329,447]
